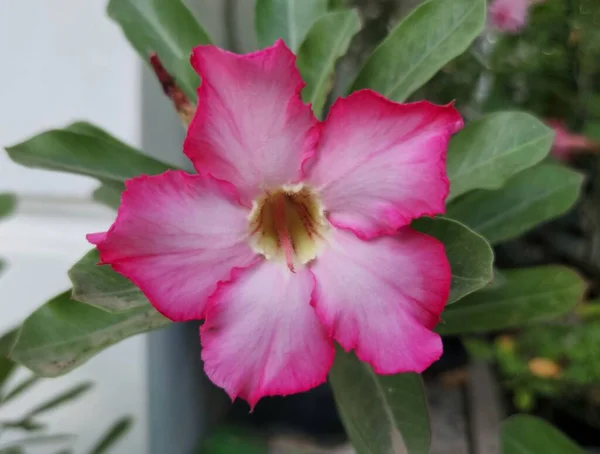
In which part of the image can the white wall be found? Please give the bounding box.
[0,1,146,453]
[0,0,141,196]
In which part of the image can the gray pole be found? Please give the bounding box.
[142,61,228,454]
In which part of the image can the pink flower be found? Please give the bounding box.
[489,0,531,34]
[547,120,598,161]
[88,41,462,407]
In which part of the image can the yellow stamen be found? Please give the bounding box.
[248,185,328,269]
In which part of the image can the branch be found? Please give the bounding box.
[149,54,195,126]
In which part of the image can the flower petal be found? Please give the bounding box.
[89,171,257,322]
[184,40,320,203]
[201,261,334,408]
[87,232,107,244]
[489,0,530,34]
[305,90,463,239]
[309,227,450,374]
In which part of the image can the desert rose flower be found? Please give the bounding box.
[88,40,462,407]
[547,120,599,161]
[489,0,544,34]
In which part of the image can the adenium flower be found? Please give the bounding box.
[546,120,598,161]
[88,40,462,407]
[489,0,544,34]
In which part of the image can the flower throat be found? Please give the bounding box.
[248,185,328,271]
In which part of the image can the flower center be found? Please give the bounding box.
[248,184,328,271]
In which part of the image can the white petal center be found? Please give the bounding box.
[248,184,329,270]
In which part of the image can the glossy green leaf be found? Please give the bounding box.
[297,9,361,118]
[255,0,328,51]
[350,0,485,101]
[88,417,133,454]
[447,112,554,201]
[24,383,92,418]
[447,164,584,244]
[501,415,585,454]
[1,376,40,405]
[0,193,16,219]
[69,250,147,313]
[330,349,430,454]
[11,292,170,377]
[107,0,212,101]
[437,266,586,335]
[92,184,122,210]
[5,124,173,184]
[64,122,129,147]
[413,217,493,304]
[68,124,126,209]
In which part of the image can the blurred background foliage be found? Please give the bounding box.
[434,0,600,441]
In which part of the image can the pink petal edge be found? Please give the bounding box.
[183,39,321,204]
[88,170,257,322]
[309,227,450,374]
[305,89,463,240]
[489,0,530,34]
[201,260,335,409]
[87,232,107,245]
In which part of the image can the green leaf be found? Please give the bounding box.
[11,292,170,377]
[297,9,361,118]
[92,184,122,210]
[0,193,16,219]
[329,349,430,454]
[350,0,485,101]
[64,122,130,147]
[255,0,328,52]
[202,428,269,454]
[66,125,129,209]
[88,417,133,454]
[328,0,345,9]
[501,415,585,454]
[437,266,586,335]
[447,112,554,202]
[69,250,147,313]
[0,434,74,450]
[1,419,46,432]
[0,328,18,361]
[1,376,40,405]
[0,356,16,394]
[447,164,584,244]
[24,383,92,418]
[5,124,173,184]
[107,0,212,101]
[69,122,131,210]
[0,328,19,393]
[413,217,493,304]
[0,447,23,454]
